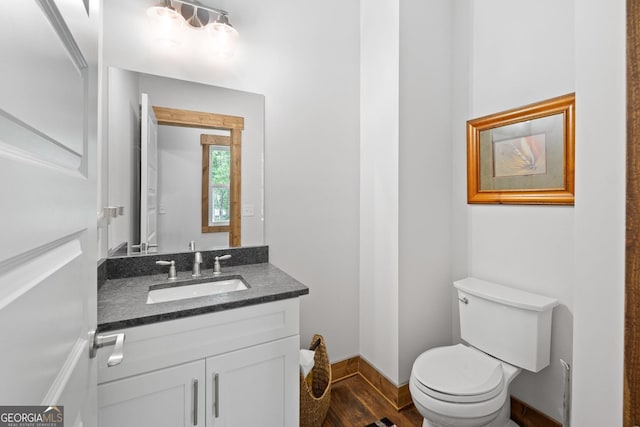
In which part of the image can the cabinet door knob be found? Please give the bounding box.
[89,330,126,367]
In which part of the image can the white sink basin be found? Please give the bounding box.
[146,276,249,304]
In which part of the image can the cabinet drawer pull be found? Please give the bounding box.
[213,373,219,418]
[192,379,198,426]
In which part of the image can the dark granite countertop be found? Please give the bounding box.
[98,263,309,332]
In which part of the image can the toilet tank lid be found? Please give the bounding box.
[454,277,558,312]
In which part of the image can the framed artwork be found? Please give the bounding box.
[466,93,575,205]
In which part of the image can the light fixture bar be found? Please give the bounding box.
[170,0,229,17]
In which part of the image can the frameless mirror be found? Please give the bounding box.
[106,67,264,256]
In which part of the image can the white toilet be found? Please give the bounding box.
[409,277,558,427]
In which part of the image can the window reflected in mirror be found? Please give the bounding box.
[200,131,241,246]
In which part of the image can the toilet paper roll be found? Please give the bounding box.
[299,349,315,377]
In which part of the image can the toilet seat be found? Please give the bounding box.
[411,344,505,403]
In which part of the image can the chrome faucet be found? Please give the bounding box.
[188,241,202,278]
[156,260,177,280]
[192,252,203,277]
[213,254,231,276]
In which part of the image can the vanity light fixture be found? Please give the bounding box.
[146,0,239,57]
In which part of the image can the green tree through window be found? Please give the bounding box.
[210,146,230,224]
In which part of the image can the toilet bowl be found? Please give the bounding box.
[409,344,520,427]
[409,278,558,427]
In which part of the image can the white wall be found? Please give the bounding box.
[453,0,576,420]
[360,0,454,387]
[398,0,453,384]
[450,0,473,348]
[572,0,625,424]
[102,0,361,361]
[107,68,140,255]
[359,0,400,383]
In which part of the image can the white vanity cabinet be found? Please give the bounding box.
[99,359,206,427]
[205,336,298,427]
[97,299,300,427]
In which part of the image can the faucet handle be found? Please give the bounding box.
[156,260,177,280]
[213,254,231,276]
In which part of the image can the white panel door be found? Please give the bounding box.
[140,93,159,250]
[206,336,299,427]
[0,0,98,425]
[98,360,205,427]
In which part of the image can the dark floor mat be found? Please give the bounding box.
[365,418,396,427]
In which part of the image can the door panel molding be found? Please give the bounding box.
[0,155,89,264]
[0,239,82,310]
[43,337,88,404]
[0,241,88,402]
[35,0,88,73]
[0,109,83,169]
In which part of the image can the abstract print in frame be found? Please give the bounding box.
[467,93,575,205]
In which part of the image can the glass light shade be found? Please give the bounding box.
[205,21,239,59]
[146,5,186,47]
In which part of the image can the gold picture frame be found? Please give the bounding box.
[467,93,575,205]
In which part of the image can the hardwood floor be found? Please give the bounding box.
[320,372,560,427]
[322,375,423,427]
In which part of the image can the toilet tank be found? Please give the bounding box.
[454,277,558,372]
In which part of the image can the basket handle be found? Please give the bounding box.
[310,338,322,351]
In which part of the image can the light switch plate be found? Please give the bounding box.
[242,205,254,217]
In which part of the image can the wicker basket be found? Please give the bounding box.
[300,334,331,427]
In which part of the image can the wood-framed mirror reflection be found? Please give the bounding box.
[153,107,244,248]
